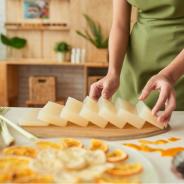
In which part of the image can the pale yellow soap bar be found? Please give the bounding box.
[19,108,49,126]
[80,96,108,128]
[136,101,166,129]
[115,98,145,129]
[38,101,67,127]
[98,97,126,128]
[60,97,88,127]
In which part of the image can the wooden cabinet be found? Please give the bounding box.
[0,60,108,107]
[0,63,19,106]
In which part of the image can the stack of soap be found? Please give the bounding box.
[98,97,126,128]
[19,108,48,126]
[136,101,166,129]
[38,101,67,127]
[80,96,108,128]
[115,98,145,129]
[60,97,88,127]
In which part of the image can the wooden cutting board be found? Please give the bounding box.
[23,123,170,141]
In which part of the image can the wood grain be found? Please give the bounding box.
[22,123,170,141]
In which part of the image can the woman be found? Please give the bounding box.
[90,0,184,124]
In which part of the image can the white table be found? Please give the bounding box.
[3,108,184,183]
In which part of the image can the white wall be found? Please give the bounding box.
[0,0,6,59]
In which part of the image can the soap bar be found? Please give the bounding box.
[136,101,166,129]
[115,98,145,129]
[80,96,108,128]
[98,97,126,128]
[38,101,67,127]
[19,108,49,126]
[60,97,88,127]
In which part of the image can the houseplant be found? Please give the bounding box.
[76,14,109,63]
[54,41,70,62]
[0,33,27,58]
[0,33,27,49]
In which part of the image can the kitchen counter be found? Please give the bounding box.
[3,108,184,183]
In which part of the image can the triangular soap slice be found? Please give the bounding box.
[80,96,108,128]
[115,98,145,129]
[19,108,49,126]
[136,101,165,129]
[98,97,126,128]
[60,97,88,127]
[38,101,67,127]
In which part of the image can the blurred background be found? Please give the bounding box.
[0,0,137,107]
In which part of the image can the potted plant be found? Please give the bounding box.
[0,33,27,58]
[54,41,70,62]
[76,14,108,63]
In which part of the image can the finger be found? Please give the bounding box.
[152,86,170,115]
[102,82,114,99]
[158,92,176,123]
[89,83,103,100]
[139,80,156,100]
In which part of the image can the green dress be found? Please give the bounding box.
[113,0,184,110]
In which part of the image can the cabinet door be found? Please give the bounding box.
[0,63,8,106]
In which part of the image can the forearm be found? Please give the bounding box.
[108,25,130,76]
[159,49,184,84]
[108,0,131,76]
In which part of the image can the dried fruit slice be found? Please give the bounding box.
[107,163,143,176]
[107,149,128,162]
[36,140,63,150]
[61,138,83,148]
[89,139,108,153]
[3,146,37,158]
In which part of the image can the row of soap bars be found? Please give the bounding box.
[19,97,166,129]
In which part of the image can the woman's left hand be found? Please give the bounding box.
[139,74,176,123]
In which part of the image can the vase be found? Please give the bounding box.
[57,52,65,63]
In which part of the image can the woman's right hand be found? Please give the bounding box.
[89,73,120,100]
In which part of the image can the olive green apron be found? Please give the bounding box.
[113,0,184,110]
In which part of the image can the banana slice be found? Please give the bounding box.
[85,150,106,165]
[107,163,143,176]
[2,146,37,158]
[61,138,83,148]
[107,149,128,162]
[89,139,109,153]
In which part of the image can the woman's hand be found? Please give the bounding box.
[89,73,120,100]
[139,74,176,123]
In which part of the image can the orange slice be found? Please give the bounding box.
[35,140,63,150]
[3,146,37,158]
[168,137,181,142]
[61,138,83,148]
[107,149,128,162]
[107,163,143,176]
[161,147,184,157]
[89,139,108,152]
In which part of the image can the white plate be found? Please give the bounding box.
[41,138,159,183]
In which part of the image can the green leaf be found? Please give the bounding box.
[0,34,27,49]
[0,34,11,47]
[76,14,109,49]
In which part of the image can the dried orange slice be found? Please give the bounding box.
[61,138,83,148]
[107,149,128,162]
[89,139,108,152]
[3,146,37,158]
[36,140,62,150]
[107,163,143,176]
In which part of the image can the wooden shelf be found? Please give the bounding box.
[5,22,70,31]
[1,59,108,68]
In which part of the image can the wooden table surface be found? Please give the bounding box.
[3,108,184,183]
